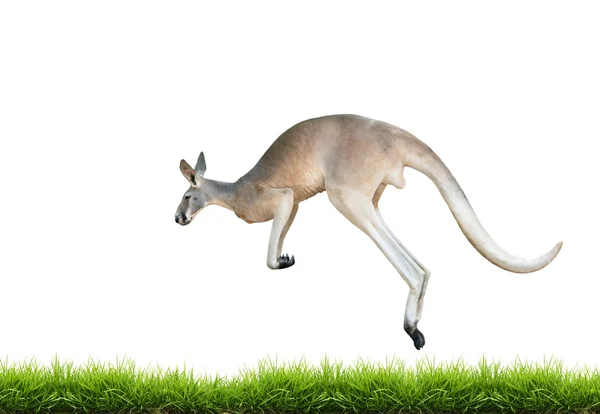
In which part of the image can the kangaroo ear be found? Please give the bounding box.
[195,151,207,177]
[180,159,197,185]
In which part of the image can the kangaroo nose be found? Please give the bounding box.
[175,213,187,224]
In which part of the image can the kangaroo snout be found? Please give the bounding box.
[175,213,189,225]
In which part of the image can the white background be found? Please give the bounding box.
[1,2,599,377]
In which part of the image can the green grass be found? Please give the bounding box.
[1,356,600,413]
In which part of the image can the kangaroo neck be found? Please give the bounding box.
[204,178,237,211]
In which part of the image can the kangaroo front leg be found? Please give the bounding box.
[277,203,298,258]
[265,188,296,270]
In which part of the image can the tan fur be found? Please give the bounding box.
[175,114,562,349]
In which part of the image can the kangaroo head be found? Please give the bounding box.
[175,151,208,226]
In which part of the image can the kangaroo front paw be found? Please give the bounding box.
[276,254,295,269]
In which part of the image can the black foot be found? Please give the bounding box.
[277,254,295,269]
[407,329,426,350]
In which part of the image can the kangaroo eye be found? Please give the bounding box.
[184,195,191,200]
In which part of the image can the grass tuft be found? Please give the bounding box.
[1,356,599,413]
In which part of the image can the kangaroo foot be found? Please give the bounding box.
[277,254,295,269]
[406,328,426,350]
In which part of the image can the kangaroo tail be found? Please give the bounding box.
[403,145,562,273]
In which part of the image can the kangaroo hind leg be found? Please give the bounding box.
[373,184,431,321]
[328,187,427,349]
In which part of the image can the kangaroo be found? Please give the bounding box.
[175,114,562,349]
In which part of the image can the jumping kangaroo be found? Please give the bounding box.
[175,114,562,349]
